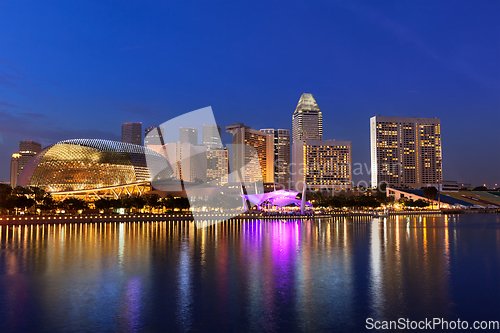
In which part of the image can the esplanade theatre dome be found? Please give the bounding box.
[17,139,173,192]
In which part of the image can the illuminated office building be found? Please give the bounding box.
[206,148,229,185]
[226,123,274,184]
[202,124,222,149]
[179,127,198,145]
[122,122,142,145]
[292,93,323,142]
[292,140,352,191]
[260,128,290,189]
[370,116,442,189]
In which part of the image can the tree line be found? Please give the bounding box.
[0,184,190,215]
[1,183,434,215]
[307,185,430,209]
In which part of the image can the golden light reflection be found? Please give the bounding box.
[444,215,450,271]
[423,217,428,260]
[0,214,464,330]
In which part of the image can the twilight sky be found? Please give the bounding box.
[0,0,499,187]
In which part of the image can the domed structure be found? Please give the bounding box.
[18,139,173,193]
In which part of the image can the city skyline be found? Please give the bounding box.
[3,95,498,189]
[0,1,499,187]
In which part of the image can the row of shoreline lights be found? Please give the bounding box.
[0,209,445,222]
[0,214,195,221]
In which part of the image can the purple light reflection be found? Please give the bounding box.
[240,220,302,331]
[119,277,143,331]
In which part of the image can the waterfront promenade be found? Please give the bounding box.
[0,209,456,225]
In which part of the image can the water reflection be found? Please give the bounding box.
[119,277,143,331]
[369,218,383,319]
[177,236,193,331]
[0,215,499,332]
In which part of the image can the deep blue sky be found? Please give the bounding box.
[0,0,499,186]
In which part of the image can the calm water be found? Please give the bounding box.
[1,214,500,332]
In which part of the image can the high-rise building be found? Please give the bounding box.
[10,153,21,188]
[202,124,222,149]
[292,93,323,142]
[292,140,352,191]
[147,125,227,185]
[226,123,274,184]
[144,126,155,139]
[163,142,206,183]
[260,128,290,188]
[206,148,229,185]
[144,126,165,147]
[19,141,42,169]
[370,116,442,189]
[122,122,142,145]
[10,141,42,188]
[179,127,198,146]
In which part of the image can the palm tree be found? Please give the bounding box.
[143,194,161,213]
[0,184,13,215]
[60,198,88,213]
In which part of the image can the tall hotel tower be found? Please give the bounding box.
[370,116,442,189]
[292,93,322,142]
[260,129,290,189]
